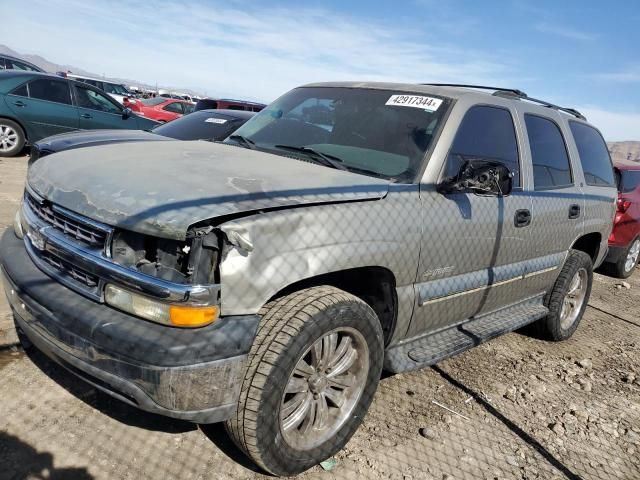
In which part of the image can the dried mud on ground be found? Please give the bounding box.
[0,154,638,480]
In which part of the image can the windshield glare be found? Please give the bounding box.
[227,87,449,182]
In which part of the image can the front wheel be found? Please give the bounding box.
[225,286,384,476]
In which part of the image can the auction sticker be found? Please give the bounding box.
[386,95,442,111]
[205,118,228,124]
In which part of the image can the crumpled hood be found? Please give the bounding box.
[28,141,389,240]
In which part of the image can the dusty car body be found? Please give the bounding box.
[0,82,617,476]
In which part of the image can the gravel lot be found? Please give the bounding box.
[1,154,638,480]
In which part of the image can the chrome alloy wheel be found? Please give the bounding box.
[625,239,640,273]
[560,268,588,329]
[279,327,369,450]
[0,124,18,152]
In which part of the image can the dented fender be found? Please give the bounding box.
[218,186,422,317]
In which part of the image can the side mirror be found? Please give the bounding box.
[439,159,513,196]
[122,107,132,119]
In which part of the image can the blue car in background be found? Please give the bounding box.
[0,70,158,157]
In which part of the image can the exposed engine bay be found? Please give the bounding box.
[111,226,220,284]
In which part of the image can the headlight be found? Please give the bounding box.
[13,208,24,239]
[104,284,219,328]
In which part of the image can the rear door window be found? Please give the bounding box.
[10,83,29,97]
[525,114,573,189]
[446,105,521,187]
[569,122,615,187]
[27,78,72,105]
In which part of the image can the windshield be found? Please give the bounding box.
[108,83,130,95]
[226,86,449,182]
[94,82,129,96]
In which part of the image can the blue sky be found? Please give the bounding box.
[3,0,639,140]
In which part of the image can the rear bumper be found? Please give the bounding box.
[604,244,626,265]
[0,229,260,423]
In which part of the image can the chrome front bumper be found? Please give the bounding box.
[1,229,260,423]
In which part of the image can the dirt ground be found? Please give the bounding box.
[0,154,638,480]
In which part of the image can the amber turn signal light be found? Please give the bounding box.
[169,305,219,327]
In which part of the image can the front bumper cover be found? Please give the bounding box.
[0,229,259,423]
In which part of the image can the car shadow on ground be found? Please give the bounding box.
[24,346,196,434]
[432,365,583,480]
[0,431,93,480]
[199,423,264,474]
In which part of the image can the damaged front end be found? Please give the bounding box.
[111,225,221,285]
[18,186,222,328]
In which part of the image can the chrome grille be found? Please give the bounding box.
[39,250,99,288]
[25,192,110,249]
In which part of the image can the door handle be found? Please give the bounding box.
[569,204,581,219]
[13,100,26,107]
[80,113,92,119]
[514,209,532,228]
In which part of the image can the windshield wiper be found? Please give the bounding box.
[229,134,257,150]
[273,144,347,171]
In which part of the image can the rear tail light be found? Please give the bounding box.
[617,198,631,213]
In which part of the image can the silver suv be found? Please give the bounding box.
[1,82,617,475]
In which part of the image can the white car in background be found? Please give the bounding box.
[65,73,133,105]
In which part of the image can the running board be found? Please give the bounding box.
[384,297,548,373]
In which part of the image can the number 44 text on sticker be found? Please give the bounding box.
[386,94,443,111]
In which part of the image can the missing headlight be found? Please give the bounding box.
[111,228,219,284]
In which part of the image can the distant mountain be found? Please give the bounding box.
[608,141,640,163]
[0,44,204,97]
[0,44,97,77]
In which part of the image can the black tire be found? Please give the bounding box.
[606,238,640,279]
[0,118,26,157]
[534,249,593,341]
[225,286,384,476]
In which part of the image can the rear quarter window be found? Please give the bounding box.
[569,121,615,187]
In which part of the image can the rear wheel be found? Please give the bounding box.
[609,238,640,279]
[225,286,384,476]
[534,250,593,341]
[0,119,25,157]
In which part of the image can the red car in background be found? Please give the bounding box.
[125,97,194,123]
[603,161,640,278]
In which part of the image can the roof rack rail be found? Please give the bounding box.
[420,83,586,121]
[420,83,528,97]
[519,96,587,120]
